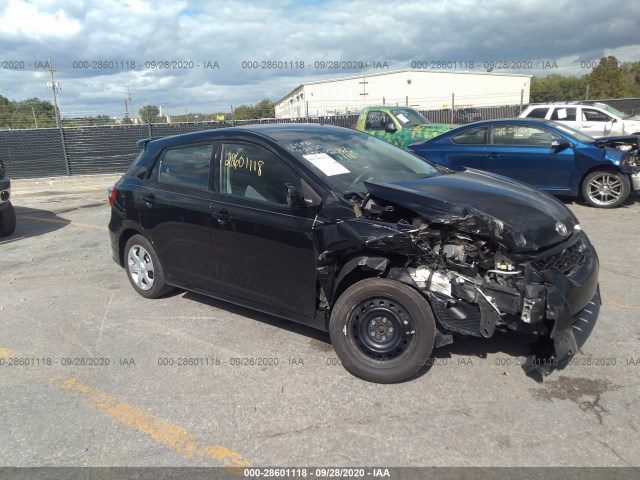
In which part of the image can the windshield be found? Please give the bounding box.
[391,108,430,127]
[596,104,629,120]
[275,128,440,195]
[552,122,596,143]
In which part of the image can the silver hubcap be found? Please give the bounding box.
[127,245,155,291]
[588,174,622,206]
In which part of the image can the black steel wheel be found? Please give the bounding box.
[330,278,436,383]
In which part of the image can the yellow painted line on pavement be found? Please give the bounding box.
[0,348,250,467]
[18,215,108,231]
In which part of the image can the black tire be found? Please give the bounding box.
[581,170,630,208]
[329,278,436,383]
[0,202,16,237]
[123,234,174,298]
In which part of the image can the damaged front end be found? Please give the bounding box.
[315,177,601,380]
[596,135,640,191]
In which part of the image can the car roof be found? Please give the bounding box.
[143,123,353,149]
[456,118,561,128]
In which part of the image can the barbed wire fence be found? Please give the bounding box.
[1,95,639,179]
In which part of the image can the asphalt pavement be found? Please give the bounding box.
[1,174,639,468]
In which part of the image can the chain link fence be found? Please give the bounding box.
[2,97,639,179]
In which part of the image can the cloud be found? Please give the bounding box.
[0,0,638,116]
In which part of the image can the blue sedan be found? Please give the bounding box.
[408,119,640,208]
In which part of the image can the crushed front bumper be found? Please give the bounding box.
[523,232,601,380]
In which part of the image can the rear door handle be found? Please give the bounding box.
[487,152,500,158]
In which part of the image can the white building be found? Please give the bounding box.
[275,69,531,118]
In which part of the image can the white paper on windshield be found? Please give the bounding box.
[396,113,409,124]
[303,153,350,176]
[557,108,567,119]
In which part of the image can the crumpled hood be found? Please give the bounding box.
[364,169,579,252]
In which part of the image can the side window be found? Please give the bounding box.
[365,111,391,130]
[492,125,554,146]
[524,107,549,119]
[582,108,611,122]
[551,107,577,121]
[451,127,488,145]
[220,143,300,205]
[157,144,212,190]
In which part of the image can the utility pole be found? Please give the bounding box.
[45,57,61,127]
[127,86,134,120]
[31,105,38,128]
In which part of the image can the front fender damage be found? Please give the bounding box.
[312,192,600,381]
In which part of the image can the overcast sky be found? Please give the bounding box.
[1,0,639,117]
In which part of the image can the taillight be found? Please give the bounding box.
[108,185,118,206]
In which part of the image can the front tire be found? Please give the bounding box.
[124,234,174,298]
[0,202,16,237]
[582,170,630,208]
[329,278,436,383]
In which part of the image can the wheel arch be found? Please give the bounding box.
[578,163,622,197]
[117,227,144,267]
[326,253,422,330]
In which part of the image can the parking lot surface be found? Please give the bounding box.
[1,175,639,467]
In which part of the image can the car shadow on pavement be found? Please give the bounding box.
[180,290,332,345]
[181,289,544,382]
[0,205,71,245]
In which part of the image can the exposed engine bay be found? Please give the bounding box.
[315,185,601,381]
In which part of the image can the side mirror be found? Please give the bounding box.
[551,137,571,151]
[384,122,397,133]
[285,183,304,207]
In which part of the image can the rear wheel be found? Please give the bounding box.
[124,235,174,298]
[329,278,436,383]
[581,170,630,208]
[0,202,16,237]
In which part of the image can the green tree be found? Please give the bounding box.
[233,99,275,120]
[255,99,275,118]
[530,74,586,103]
[585,56,634,99]
[139,104,160,123]
[233,104,256,120]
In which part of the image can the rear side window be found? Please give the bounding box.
[524,107,549,119]
[551,107,577,121]
[451,127,488,145]
[157,144,213,190]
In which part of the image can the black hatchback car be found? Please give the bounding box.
[109,124,600,383]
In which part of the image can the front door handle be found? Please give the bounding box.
[487,152,500,158]
[142,193,155,207]
[212,208,232,225]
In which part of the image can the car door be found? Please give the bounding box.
[137,142,214,289]
[209,140,319,320]
[485,124,574,192]
[579,107,614,137]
